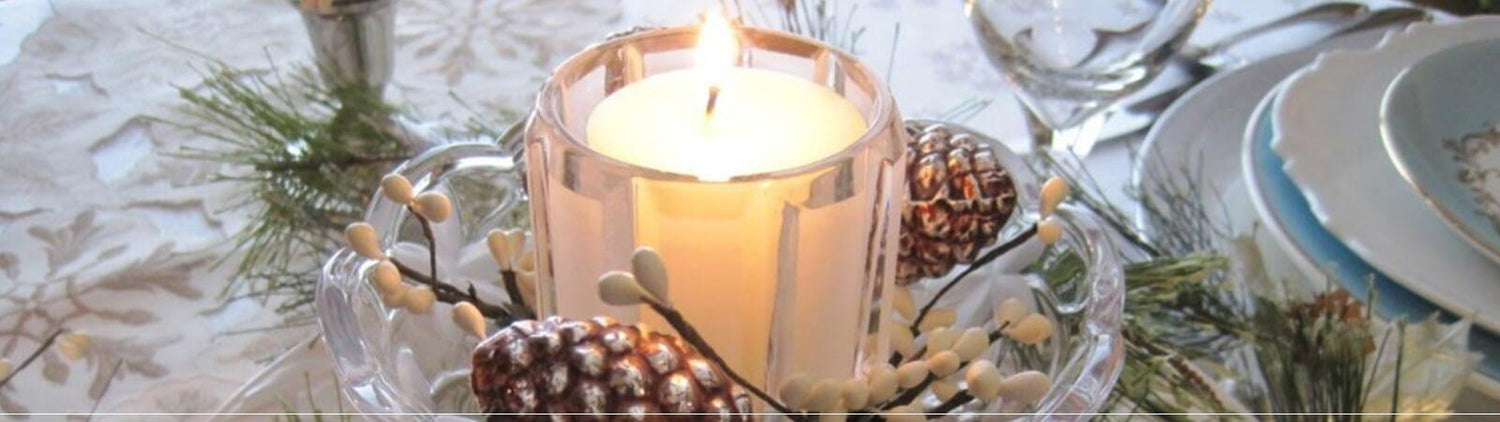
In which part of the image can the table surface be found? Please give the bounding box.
[0,0,1492,417]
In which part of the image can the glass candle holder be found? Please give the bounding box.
[523,25,907,399]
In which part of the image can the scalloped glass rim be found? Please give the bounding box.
[1024,204,1126,419]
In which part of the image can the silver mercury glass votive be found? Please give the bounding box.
[293,0,396,95]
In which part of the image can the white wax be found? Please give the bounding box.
[581,66,868,383]
[587,68,866,181]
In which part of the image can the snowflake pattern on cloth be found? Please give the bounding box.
[0,0,1359,416]
[0,0,617,416]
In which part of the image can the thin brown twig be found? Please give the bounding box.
[389,258,508,319]
[0,328,63,389]
[897,320,1012,366]
[880,374,935,411]
[499,270,533,320]
[925,391,975,418]
[84,359,125,422]
[908,224,1038,335]
[642,299,804,420]
[877,328,1014,415]
[410,207,440,283]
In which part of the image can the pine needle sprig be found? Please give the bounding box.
[1253,290,1379,422]
[727,0,868,53]
[1135,152,1235,256]
[1041,147,1415,420]
[1035,151,1165,257]
[1037,251,1249,419]
[155,61,417,319]
[1124,255,1251,359]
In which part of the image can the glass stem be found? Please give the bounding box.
[1024,107,1112,157]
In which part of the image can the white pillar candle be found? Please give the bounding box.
[580,16,868,384]
[587,67,867,181]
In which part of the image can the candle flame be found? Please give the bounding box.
[692,13,739,182]
[695,13,738,88]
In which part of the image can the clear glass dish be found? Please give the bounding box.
[317,99,1122,422]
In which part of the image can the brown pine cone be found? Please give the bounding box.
[471,316,752,421]
[897,121,1019,285]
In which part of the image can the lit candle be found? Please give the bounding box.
[586,15,867,181]
[580,15,869,384]
[528,13,905,397]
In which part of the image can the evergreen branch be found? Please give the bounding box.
[158,60,428,322]
[729,0,868,53]
[1034,151,1164,257]
[1043,146,1416,420]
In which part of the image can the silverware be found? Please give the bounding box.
[1099,5,1433,143]
[1179,2,1370,65]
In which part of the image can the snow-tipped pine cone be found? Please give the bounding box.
[897,121,1018,285]
[471,316,752,421]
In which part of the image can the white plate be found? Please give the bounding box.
[1136,27,1500,397]
[1244,83,1500,397]
[1381,39,1500,264]
[1136,31,1385,237]
[1271,17,1500,333]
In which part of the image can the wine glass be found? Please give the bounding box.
[966,0,1210,155]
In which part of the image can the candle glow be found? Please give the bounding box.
[585,17,866,182]
[695,13,738,92]
[547,18,893,392]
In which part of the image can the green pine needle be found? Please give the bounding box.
[155,61,415,321]
[1041,149,1404,419]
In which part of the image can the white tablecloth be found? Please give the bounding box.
[0,0,1485,418]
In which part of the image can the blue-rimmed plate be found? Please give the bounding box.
[1244,84,1500,389]
[1268,18,1500,336]
[1381,39,1500,265]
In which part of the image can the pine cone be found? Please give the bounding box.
[472,316,752,421]
[898,121,1019,285]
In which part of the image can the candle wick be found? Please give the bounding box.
[704,85,721,116]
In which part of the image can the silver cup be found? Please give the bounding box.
[294,0,396,95]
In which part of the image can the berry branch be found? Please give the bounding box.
[924,391,974,418]
[388,258,510,319]
[908,224,1037,334]
[641,298,806,420]
[411,204,440,283]
[346,174,537,328]
[498,270,534,320]
[880,374,936,411]
[894,320,1011,368]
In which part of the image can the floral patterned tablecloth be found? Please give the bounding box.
[0,0,1482,419]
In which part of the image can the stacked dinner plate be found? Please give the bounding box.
[1135,16,1500,397]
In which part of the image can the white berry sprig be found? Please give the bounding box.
[486,228,538,316]
[593,247,807,420]
[861,304,1053,415]
[857,177,1070,418]
[775,307,1054,419]
[889,177,1069,361]
[344,173,534,339]
[593,245,1059,420]
[899,177,1070,350]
